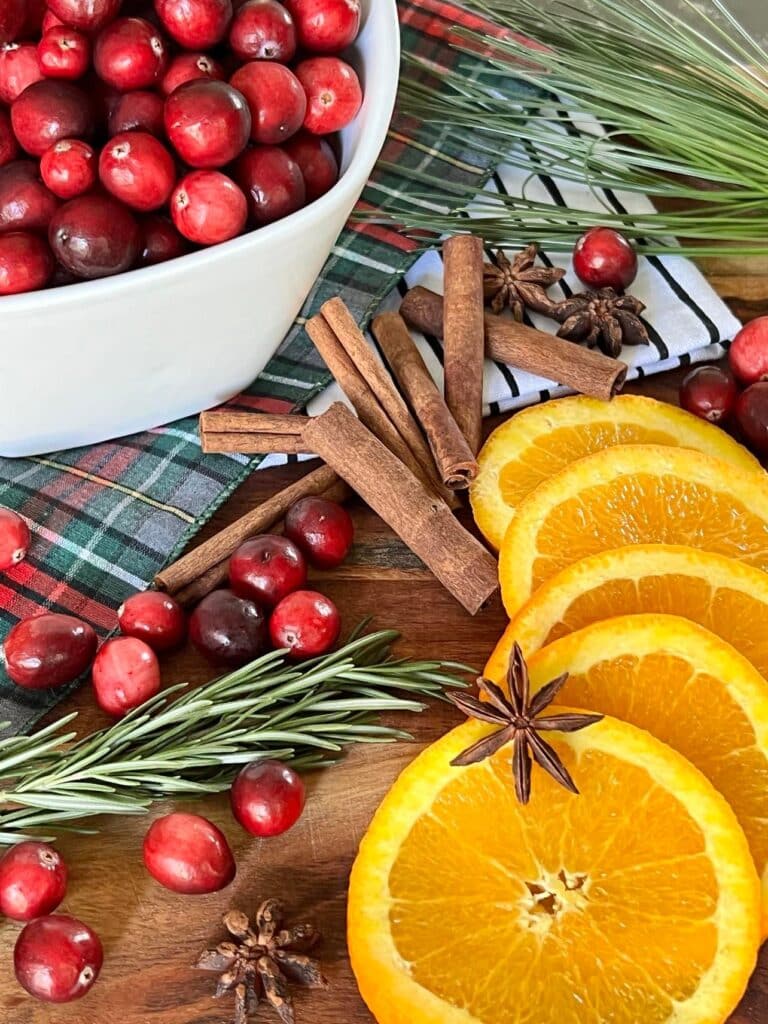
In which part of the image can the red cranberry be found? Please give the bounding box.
[143,812,235,894]
[284,496,353,568]
[269,589,340,659]
[22,0,48,36]
[296,56,361,135]
[0,0,25,43]
[40,139,95,198]
[0,108,18,166]
[189,588,267,667]
[229,0,295,62]
[47,0,122,31]
[679,365,737,425]
[0,43,43,104]
[99,131,175,211]
[0,843,68,921]
[0,231,54,294]
[284,0,359,52]
[0,508,30,569]
[729,317,768,384]
[284,131,337,202]
[160,52,223,96]
[14,915,102,1003]
[91,636,161,717]
[229,534,307,607]
[108,89,164,136]
[234,145,304,224]
[230,61,304,144]
[37,26,90,80]
[94,17,167,92]
[155,0,232,49]
[11,80,94,157]
[164,79,251,168]
[573,226,638,292]
[139,212,186,264]
[171,169,247,245]
[230,759,305,837]
[736,382,768,457]
[0,160,59,233]
[117,589,186,650]
[42,9,65,32]
[3,613,97,689]
[49,194,141,277]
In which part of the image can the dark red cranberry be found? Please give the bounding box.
[0,160,59,233]
[0,108,18,166]
[92,636,161,717]
[139,212,187,264]
[284,495,353,568]
[0,842,68,921]
[295,56,361,135]
[679,365,737,425]
[50,194,141,277]
[0,0,25,43]
[87,72,120,122]
[229,0,295,62]
[230,759,305,837]
[3,613,97,689]
[47,0,122,31]
[94,17,167,92]
[155,0,233,49]
[160,51,224,96]
[37,26,90,80]
[230,61,305,145]
[40,139,96,198]
[21,0,48,36]
[736,382,768,457]
[269,589,340,659]
[573,226,638,292]
[189,588,267,667]
[15,915,102,1003]
[164,78,250,168]
[108,89,164,136]
[284,0,359,52]
[0,43,44,104]
[284,131,337,202]
[117,589,186,650]
[0,508,31,569]
[171,169,247,244]
[0,231,54,294]
[99,131,175,211]
[143,812,235,894]
[234,145,304,224]
[729,317,768,385]
[42,9,65,32]
[229,534,307,607]
[11,79,94,157]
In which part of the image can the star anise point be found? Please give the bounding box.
[553,286,650,357]
[484,244,565,319]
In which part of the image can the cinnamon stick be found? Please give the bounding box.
[302,404,498,615]
[371,312,478,490]
[200,411,305,434]
[201,433,313,455]
[400,286,628,401]
[442,236,486,454]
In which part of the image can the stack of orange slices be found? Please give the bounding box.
[348,394,768,1024]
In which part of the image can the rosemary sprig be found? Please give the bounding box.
[0,630,471,844]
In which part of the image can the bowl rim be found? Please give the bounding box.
[2,0,400,314]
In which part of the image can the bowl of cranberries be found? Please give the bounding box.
[0,0,399,457]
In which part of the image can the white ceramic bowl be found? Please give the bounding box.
[0,0,400,458]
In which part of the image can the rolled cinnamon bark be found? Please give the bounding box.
[199,411,306,434]
[201,433,313,455]
[442,236,486,454]
[400,286,628,401]
[371,312,478,490]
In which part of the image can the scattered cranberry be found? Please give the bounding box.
[3,612,97,689]
[229,0,296,62]
[94,17,167,92]
[0,109,18,166]
[164,79,251,168]
[230,61,305,144]
[40,139,95,198]
[107,89,164,137]
[118,590,186,650]
[230,534,307,607]
[160,52,224,96]
[47,0,122,31]
[729,317,768,385]
[22,0,48,36]
[0,0,25,43]
[269,589,340,659]
[679,365,737,425]
[736,382,768,457]
[284,131,337,201]
[49,193,141,277]
[230,759,305,837]
[0,160,58,233]
[0,231,54,294]
[285,0,359,52]
[91,636,161,717]
[171,169,247,245]
[0,508,31,570]
[41,9,65,33]
[15,916,102,1003]
[0,842,68,921]
[37,25,90,80]
[295,55,361,134]
[284,496,353,568]
[234,145,305,225]
[189,588,268,667]
[155,0,233,49]
[573,226,638,292]
[11,79,94,157]
[99,131,175,211]
[143,812,235,894]
[0,42,44,104]
[139,212,187,264]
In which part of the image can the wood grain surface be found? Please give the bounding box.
[1,253,766,1023]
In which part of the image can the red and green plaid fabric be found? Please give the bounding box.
[0,0,514,732]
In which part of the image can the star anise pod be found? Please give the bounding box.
[483,244,565,319]
[194,900,328,1024]
[552,287,650,358]
[446,643,602,804]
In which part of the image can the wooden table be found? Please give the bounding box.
[2,257,767,1023]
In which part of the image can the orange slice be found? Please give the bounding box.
[499,444,768,616]
[348,713,760,1024]
[470,396,759,550]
